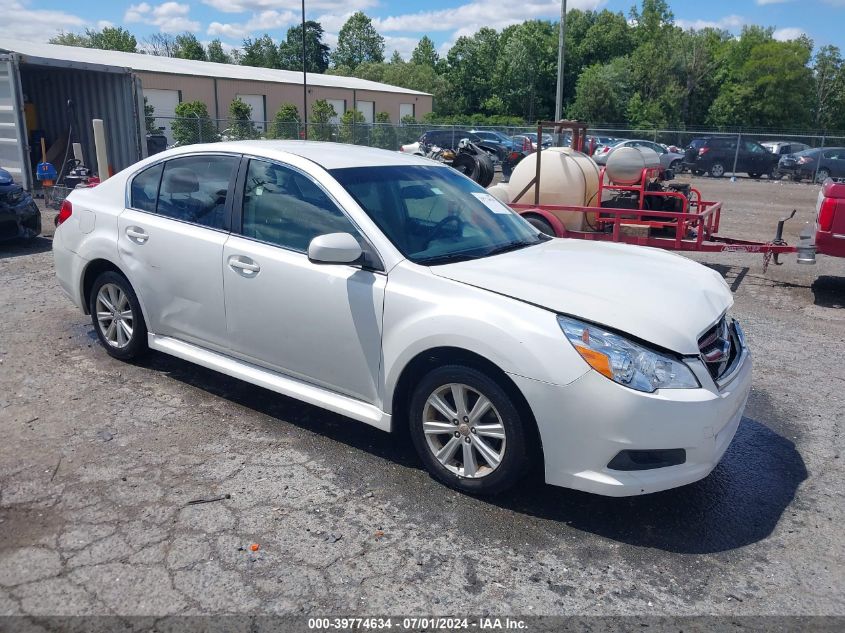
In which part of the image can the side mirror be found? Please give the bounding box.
[308,232,363,265]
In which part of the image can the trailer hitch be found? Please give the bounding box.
[770,209,797,267]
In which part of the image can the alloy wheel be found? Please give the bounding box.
[95,283,134,348]
[422,383,507,479]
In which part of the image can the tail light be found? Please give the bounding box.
[521,137,532,152]
[57,199,73,226]
[798,156,814,165]
[601,146,611,154]
[818,197,836,232]
[698,147,710,156]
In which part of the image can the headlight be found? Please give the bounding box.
[557,315,699,393]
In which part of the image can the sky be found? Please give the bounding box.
[3,0,845,60]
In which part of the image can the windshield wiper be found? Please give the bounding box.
[417,252,481,266]
[483,239,544,258]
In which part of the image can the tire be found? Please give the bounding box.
[709,162,726,178]
[452,153,480,182]
[477,153,495,187]
[525,215,556,237]
[409,365,531,495]
[669,159,681,172]
[89,271,148,361]
[816,168,831,184]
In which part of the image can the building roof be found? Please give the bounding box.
[0,39,431,96]
[168,140,436,170]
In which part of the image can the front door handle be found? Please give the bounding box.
[126,226,149,244]
[228,255,260,276]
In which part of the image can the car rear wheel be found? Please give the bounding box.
[409,365,531,495]
[89,271,148,361]
[816,168,831,183]
[669,159,681,172]
[710,162,726,178]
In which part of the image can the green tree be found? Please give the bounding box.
[411,36,439,68]
[310,99,337,141]
[87,26,137,52]
[241,35,279,69]
[143,97,162,135]
[708,34,814,129]
[444,28,501,116]
[677,28,730,126]
[332,12,385,69]
[277,21,330,73]
[813,45,845,130]
[338,109,368,145]
[207,39,231,64]
[569,59,631,124]
[270,103,301,139]
[228,98,258,140]
[49,31,91,47]
[371,111,397,149]
[390,50,403,65]
[171,101,219,145]
[494,21,557,120]
[174,33,207,61]
[398,114,421,144]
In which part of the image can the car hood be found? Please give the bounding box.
[430,239,732,355]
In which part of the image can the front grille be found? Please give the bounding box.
[698,316,740,382]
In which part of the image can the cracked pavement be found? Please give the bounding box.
[0,177,843,619]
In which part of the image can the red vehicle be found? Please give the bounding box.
[508,121,821,271]
[815,179,845,258]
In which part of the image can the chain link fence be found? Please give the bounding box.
[146,115,845,171]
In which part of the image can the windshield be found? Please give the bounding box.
[330,165,547,265]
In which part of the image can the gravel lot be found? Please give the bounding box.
[0,175,843,620]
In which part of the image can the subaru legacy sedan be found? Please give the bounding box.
[53,141,751,496]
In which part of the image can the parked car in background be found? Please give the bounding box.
[778,147,845,183]
[523,132,554,150]
[593,139,685,172]
[53,141,751,497]
[586,136,623,156]
[0,167,40,241]
[469,130,518,152]
[399,141,424,155]
[762,140,810,157]
[418,130,507,166]
[683,137,780,178]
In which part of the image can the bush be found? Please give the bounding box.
[370,112,397,149]
[398,114,423,145]
[338,109,369,145]
[270,103,301,139]
[310,99,337,141]
[228,98,258,140]
[171,101,219,145]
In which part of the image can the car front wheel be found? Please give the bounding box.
[409,365,531,495]
[710,162,726,178]
[816,168,831,183]
[89,271,148,361]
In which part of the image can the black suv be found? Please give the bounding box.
[684,137,780,178]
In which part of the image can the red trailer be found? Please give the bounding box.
[509,121,820,272]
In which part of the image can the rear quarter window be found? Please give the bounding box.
[130,163,163,212]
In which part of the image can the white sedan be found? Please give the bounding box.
[53,141,751,496]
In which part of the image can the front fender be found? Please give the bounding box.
[381,264,589,409]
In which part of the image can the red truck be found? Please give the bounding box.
[816,179,845,258]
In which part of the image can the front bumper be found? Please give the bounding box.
[0,198,41,241]
[511,350,752,496]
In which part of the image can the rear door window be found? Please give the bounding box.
[157,155,238,230]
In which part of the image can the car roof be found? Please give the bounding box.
[161,140,436,170]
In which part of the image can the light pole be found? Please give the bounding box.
[302,0,308,139]
[554,0,567,122]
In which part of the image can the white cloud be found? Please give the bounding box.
[202,0,376,15]
[676,14,746,31]
[384,36,420,61]
[124,1,200,33]
[373,0,604,34]
[0,0,86,42]
[773,27,806,41]
[96,20,115,30]
[207,9,296,39]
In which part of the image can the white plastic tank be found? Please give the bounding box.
[605,146,661,185]
[486,182,512,205]
[500,148,600,230]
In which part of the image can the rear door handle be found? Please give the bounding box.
[228,255,260,276]
[125,226,149,244]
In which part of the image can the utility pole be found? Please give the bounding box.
[554,0,567,123]
[302,0,308,139]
